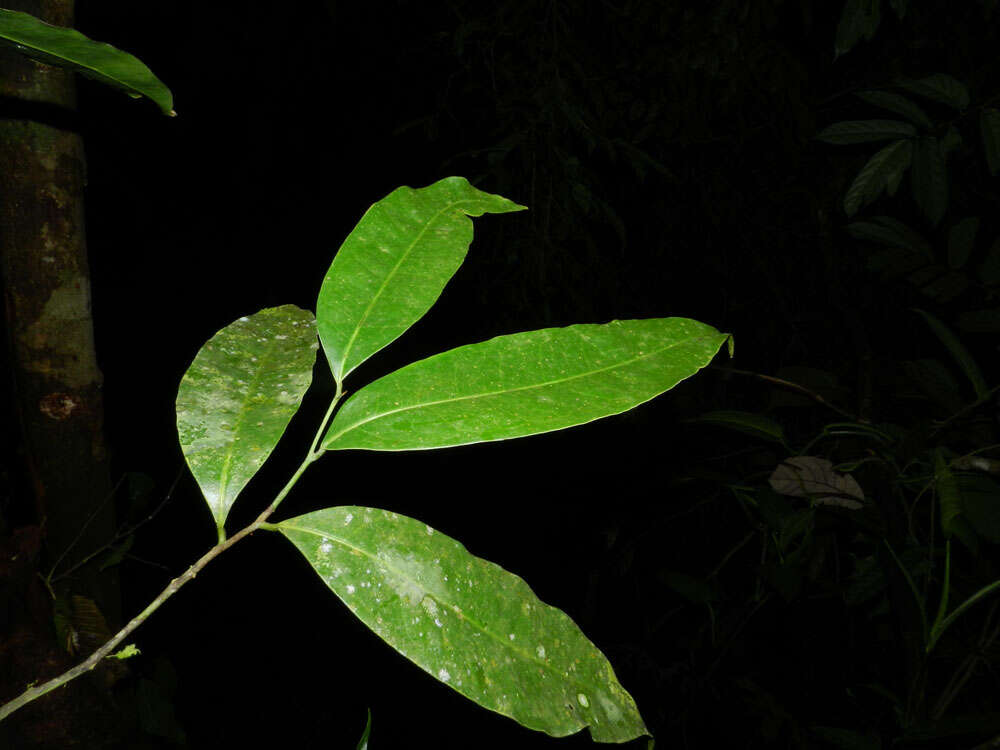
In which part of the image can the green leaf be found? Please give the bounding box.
[912,308,988,399]
[979,236,1000,285]
[356,708,372,750]
[957,475,1000,543]
[846,216,932,257]
[278,507,649,742]
[855,91,932,129]
[981,107,1000,176]
[97,534,134,572]
[815,120,916,145]
[911,136,948,226]
[843,140,912,217]
[935,450,963,540]
[322,318,729,452]
[316,177,526,382]
[176,305,317,531]
[940,125,963,157]
[947,217,979,269]
[686,410,786,444]
[108,644,141,660]
[896,74,970,110]
[834,0,881,59]
[0,9,174,115]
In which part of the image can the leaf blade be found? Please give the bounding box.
[912,308,988,399]
[322,318,730,451]
[278,507,649,742]
[896,73,970,110]
[176,305,317,530]
[981,107,1000,176]
[911,136,948,226]
[317,177,526,382]
[855,90,932,129]
[0,9,174,115]
[815,119,917,145]
[843,140,912,217]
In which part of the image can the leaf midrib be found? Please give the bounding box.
[336,197,487,381]
[0,11,146,93]
[325,332,708,446]
[280,521,590,693]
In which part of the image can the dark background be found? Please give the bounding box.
[7,1,1000,747]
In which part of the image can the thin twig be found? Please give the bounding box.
[51,466,184,586]
[709,365,859,421]
[0,390,344,722]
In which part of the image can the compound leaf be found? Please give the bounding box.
[278,507,649,742]
[322,318,729,452]
[176,306,317,531]
[317,177,525,382]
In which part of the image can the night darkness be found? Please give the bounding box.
[3,1,1000,748]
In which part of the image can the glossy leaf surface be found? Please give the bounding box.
[0,9,174,115]
[323,318,729,451]
[177,306,317,529]
[317,177,526,382]
[278,507,648,742]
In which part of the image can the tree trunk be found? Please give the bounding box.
[0,1,125,744]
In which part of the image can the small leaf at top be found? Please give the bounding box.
[176,305,317,530]
[322,318,730,452]
[277,507,649,742]
[316,177,526,383]
[0,9,174,115]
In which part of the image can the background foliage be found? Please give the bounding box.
[1,0,999,747]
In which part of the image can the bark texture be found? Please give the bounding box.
[0,2,126,745]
